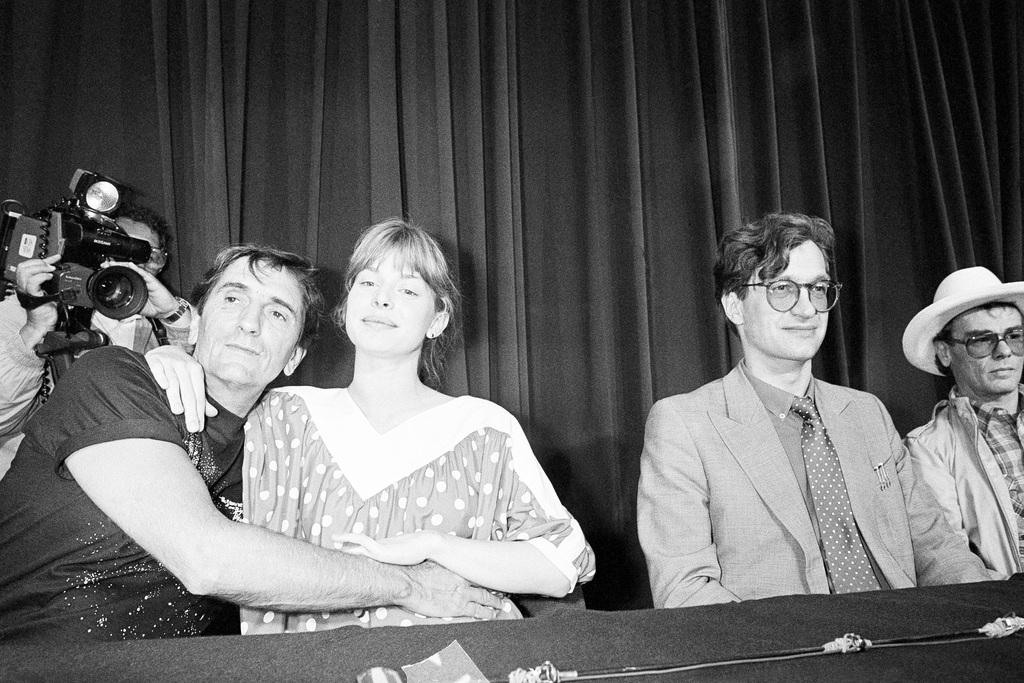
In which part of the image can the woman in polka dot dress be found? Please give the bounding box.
[241,219,596,633]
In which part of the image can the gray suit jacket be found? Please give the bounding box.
[637,365,990,608]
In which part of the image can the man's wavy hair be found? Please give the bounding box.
[714,212,836,302]
[191,244,324,348]
[714,213,836,333]
[333,218,462,389]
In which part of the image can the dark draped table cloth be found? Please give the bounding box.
[5,580,1023,681]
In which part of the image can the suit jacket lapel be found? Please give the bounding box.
[714,368,819,553]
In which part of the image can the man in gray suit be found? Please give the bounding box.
[637,212,990,608]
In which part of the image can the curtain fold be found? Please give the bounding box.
[0,0,1020,610]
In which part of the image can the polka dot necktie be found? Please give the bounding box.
[791,396,880,593]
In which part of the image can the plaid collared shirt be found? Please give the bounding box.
[974,395,1024,556]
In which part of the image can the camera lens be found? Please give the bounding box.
[88,265,148,320]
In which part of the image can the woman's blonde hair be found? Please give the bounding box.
[333,218,462,388]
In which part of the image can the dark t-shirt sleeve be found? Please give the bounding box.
[22,346,185,473]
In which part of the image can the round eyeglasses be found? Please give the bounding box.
[739,280,842,313]
[940,327,1024,359]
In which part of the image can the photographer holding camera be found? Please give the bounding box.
[0,202,196,480]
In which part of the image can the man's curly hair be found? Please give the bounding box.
[714,212,836,301]
[114,202,172,251]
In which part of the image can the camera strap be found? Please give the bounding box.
[149,317,170,347]
[16,290,59,310]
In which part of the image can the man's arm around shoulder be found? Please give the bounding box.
[65,440,502,617]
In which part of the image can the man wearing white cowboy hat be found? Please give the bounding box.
[903,266,1024,578]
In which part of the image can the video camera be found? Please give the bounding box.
[0,169,152,320]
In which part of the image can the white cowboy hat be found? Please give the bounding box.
[902,267,1024,376]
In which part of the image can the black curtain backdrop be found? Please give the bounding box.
[0,0,1021,610]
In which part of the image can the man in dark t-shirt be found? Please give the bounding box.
[0,348,244,639]
[0,245,504,642]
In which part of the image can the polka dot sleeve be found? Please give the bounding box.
[240,392,320,634]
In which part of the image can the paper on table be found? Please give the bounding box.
[402,640,490,683]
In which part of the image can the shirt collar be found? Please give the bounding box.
[952,384,1024,420]
[740,359,816,420]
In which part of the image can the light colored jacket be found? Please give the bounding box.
[637,366,990,608]
[0,297,44,479]
[905,389,1022,578]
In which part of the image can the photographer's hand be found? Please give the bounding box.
[14,256,60,347]
[102,261,191,325]
[15,254,60,297]
[144,345,216,433]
